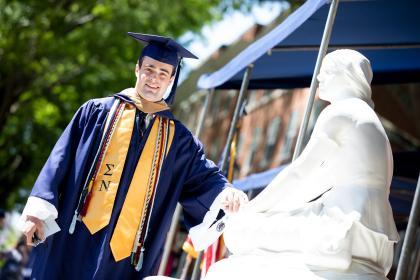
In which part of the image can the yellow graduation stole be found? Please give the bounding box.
[78,98,174,266]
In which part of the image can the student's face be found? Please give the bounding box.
[135,56,174,102]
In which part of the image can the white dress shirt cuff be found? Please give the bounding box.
[189,188,233,251]
[18,196,61,235]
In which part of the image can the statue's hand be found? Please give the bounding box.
[221,188,248,214]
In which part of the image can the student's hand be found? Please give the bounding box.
[221,188,248,214]
[23,215,45,246]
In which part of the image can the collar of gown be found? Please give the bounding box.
[116,88,170,114]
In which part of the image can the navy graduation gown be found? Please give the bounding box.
[29,94,228,279]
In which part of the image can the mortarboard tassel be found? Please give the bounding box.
[134,248,145,271]
[69,212,78,234]
[165,61,182,105]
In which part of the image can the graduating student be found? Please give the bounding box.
[20,32,248,280]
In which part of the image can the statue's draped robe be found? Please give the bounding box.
[206,98,399,280]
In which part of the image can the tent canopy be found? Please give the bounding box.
[197,0,420,90]
[232,165,286,192]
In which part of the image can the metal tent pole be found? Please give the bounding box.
[395,172,420,280]
[158,89,214,275]
[191,64,254,280]
[195,89,215,138]
[292,0,340,160]
[220,64,254,171]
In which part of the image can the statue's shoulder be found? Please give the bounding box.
[324,99,374,123]
[317,102,354,127]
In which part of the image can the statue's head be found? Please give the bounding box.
[317,49,374,108]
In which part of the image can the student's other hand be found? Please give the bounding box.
[23,215,45,246]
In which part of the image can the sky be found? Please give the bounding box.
[178,1,288,81]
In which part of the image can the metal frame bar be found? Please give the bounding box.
[158,89,214,275]
[195,89,215,138]
[191,64,254,280]
[220,65,254,172]
[396,172,420,280]
[292,0,340,160]
[272,43,420,52]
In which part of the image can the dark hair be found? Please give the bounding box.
[137,56,144,67]
[137,55,176,77]
[0,209,5,219]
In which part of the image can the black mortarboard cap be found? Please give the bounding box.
[128,32,198,104]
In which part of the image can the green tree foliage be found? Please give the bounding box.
[0,0,249,209]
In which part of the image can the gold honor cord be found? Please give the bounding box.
[132,118,174,271]
[110,116,174,266]
[228,132,238,182]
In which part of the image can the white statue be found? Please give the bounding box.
[203,49,399,280]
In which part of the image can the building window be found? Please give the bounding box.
[209,136,221,161]
[242,127,262,175]
[246,90,258,108]
[211,91,222,118]
[279,111,300,161]
[222,90,236,113]
[260,116,282,168]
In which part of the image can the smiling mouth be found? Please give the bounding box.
[146,84,159,90]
